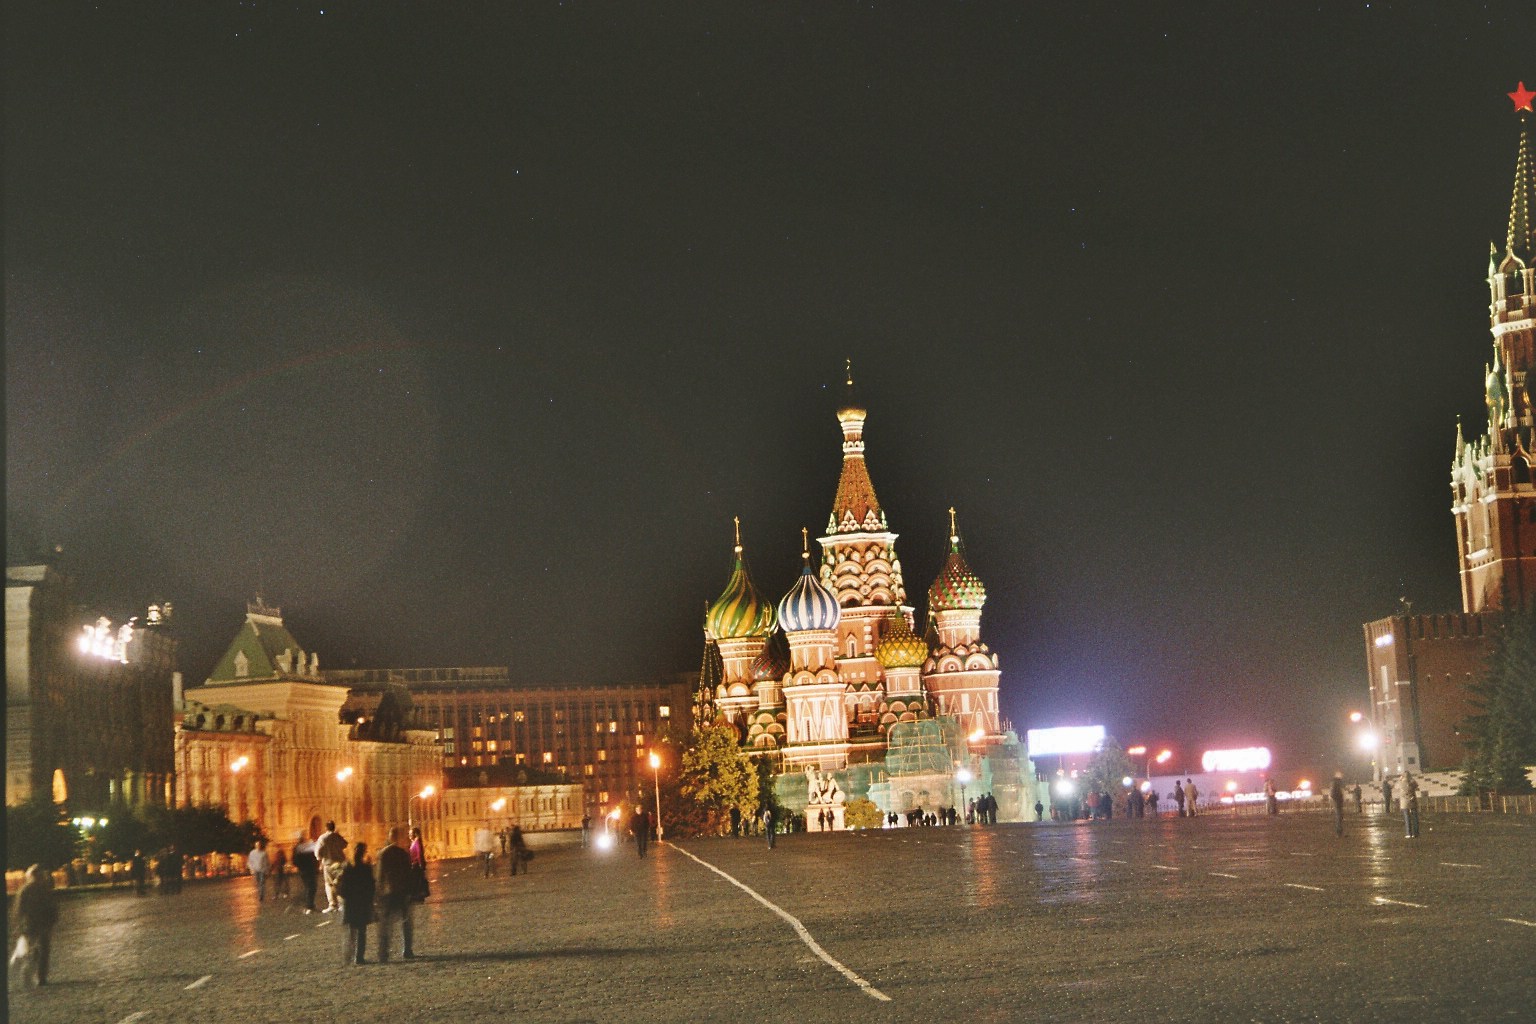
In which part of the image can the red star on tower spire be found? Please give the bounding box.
[1510,81,1536,113]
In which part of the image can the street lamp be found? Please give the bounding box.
[409,784,436,830]
[956,767,974,822]
[649,751,664,843]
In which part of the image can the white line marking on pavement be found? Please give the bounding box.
[671,845,891,1002]
[317,919,333,928]
[1209,872,1239,879]
[1032,852,1047,857]
[284,933,300,941]
[1289,852,1315,857]
[1440,862,1483,868]
[1499,918,1536,927]
[1107,858,1127,864]
[1373,897,1426,909]
[1285,883,1325,892]
[116,1013,149,1024]
[1151,865,1180,871]
[238,948,262,958]
[185,975,212,990]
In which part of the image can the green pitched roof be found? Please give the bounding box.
[206,610,311,684]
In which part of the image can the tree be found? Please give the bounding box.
[843,797,883,830]
[1082,736,1135,797]
[680,724,760,834]
[1462,607,1536,794]
[5,799,79,870]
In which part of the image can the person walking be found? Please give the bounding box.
[408,827,430,902]
[1264,778,1279,816]
[316,821,347,912]
[292,833,320,913]
[376,827,415,961]
[10,864,59,987]
[1352,784,1364,814]
[509,825,530,874]
[129,850,148,896]
[271,843,290,898]
[1330,773,1346,837]
[247,839,270,902]
[473,822,497,877]
[1147,790,1160,817]
[632,807,650,857]
[1185,780,1199,817]
[1381,777,1394,816]
[1401,772,1421,838]
[1173,781,1186,817]
[337,842,375,966]
[763,807,776,849]
[581,814,592,849]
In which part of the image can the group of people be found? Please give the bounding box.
[1332,771,1420,838]
[472,822,531,875]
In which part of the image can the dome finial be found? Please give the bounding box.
[948,506,958,545]
[845,358,854,387]
[733,515,742,556]
[801,526,810,562]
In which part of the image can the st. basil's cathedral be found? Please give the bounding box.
[694,370,1046,825]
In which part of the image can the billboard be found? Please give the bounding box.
[1026,725,1106,757]
[1200,747,1272,773]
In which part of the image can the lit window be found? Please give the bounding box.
[594,722,603,734]
[659,705,670,718]
[542,752,553,764]
[585,765,594,776]
[515,752,526,765]
[609,721,618,733]
[514,711,525,723]
[600,791,609,804]
[634,734,644,746]
[598,750,607,762]
[636,749,646,759]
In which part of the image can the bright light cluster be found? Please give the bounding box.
[1027,725,1106,756]
[78,617,132,663]
[1200,747,1272,773]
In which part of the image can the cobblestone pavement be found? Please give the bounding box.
[7,812,1535,1023]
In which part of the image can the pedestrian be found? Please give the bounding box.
[271,843,290,897]
[1330,772,1346,837]
[1264,778,1279,816]
[1351,784,1364,814]
[337,842,375,966]
[1185,780,1199,817]
[157,844,184,894]
[129,850,148,896]
[581,814,592,848]
[730,805,742,837]
[1033,800,1044,822]
[293,832,320,913]
[247,838,270,902]
[632,807,650,857]
[1401,772,1421,838]
[763,806,776,848]
[1173,781,1185,817]
[474,822,497,877]
[408,826,430,901]
[1148,790,1160,817]
[10,864,59,987]
[376,826,415,961]
[316,820,347,912]
[1381,777,1394,816]
[509,825,530,873]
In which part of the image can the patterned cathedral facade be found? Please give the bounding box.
[697,372,1045,823]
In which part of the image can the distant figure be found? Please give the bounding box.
[1330,773,1346,837]
[763,807,776,849]
[10,864,59,986]
[316,820,347,912]
[632,808,650,857]
[247,839,270,902]
[337,842,375,966]
[129,850,148,896]
[157,845,184,894]
[1185,780,1199,817]
[1034,800,1044,821]
[730,806,742,837]
[292,833,320,912]
[376,827,415,961]
[1264,778,1278,816]
[1351,784,1363,814]
[1381,777,1394,816]
[474,823,497,876]
[509,825,530,873]
[271,843,290,897]
[1173,781,1186,817]
[1401,772,1420,838]
[581,815,592,848]
[408,826,429,902]
[1147,790,1160,817]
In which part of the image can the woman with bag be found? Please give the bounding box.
[407,826,430,902]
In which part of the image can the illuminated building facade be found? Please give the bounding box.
[6,557,179,810]
[329,667,693,819]
[178,604,439,850]
[1362,101,1536,776]
[699,371,1044,822]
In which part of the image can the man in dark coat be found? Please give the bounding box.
[292,833,320,913]
[376,827,415,961]
[337,843,375,965]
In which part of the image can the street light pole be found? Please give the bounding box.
[409,784,436,831]
[649,752,663,843]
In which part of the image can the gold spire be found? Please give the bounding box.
[845,358,854,387]
[801,526,810,562]
[948,506,958,545]
[733,515,742,556]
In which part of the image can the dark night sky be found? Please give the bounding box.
[6,3,1535,771]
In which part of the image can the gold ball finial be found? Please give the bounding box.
[733,516,743,555]
[948,506,958,544]
[845,357,854,387]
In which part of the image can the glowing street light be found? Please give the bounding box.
[1357,730,1379,752]
[409,784,436,830]
[956,767,974,822]
[649,751,664,843]
[1349,711,1364,723]
[230,756,250,774]
[336,766,353,782]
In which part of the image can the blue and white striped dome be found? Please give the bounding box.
[778,558,841,633]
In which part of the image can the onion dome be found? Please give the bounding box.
[927,508,987,612]
[705,518,777,640]
[875,612,928,669]
[751,631,790,682]
[778,528,842,632]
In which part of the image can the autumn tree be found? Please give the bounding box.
[680,723,760,834]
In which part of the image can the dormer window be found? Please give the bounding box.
[234,651,249,678]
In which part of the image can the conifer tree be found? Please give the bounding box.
[1462,607,1536,794]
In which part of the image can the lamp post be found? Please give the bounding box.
[408,784,436,831]
[956,767,974,823]
[1348,711,1379,780]
[648,752,664,843]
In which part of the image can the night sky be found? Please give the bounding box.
[6,3,1535,771]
